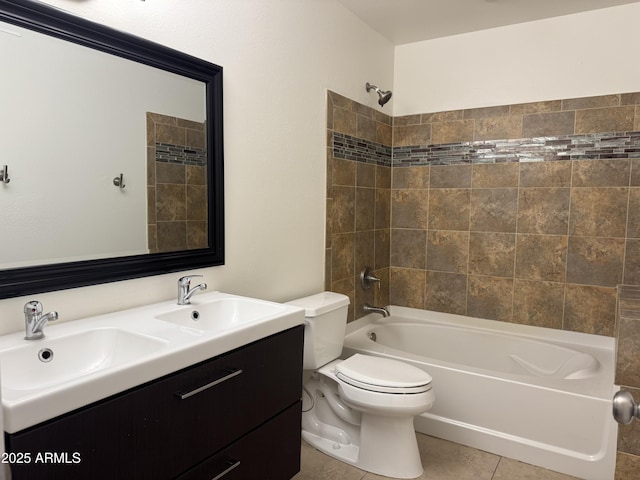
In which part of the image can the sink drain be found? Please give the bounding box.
[38,348,53,363]
[191,310,200,321]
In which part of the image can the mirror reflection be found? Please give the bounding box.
[1,19,207,269]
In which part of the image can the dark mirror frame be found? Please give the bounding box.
[0,0,224,299]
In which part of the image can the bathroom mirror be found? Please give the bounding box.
[0,0,224,299]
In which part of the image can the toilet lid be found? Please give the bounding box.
[335,354,432,394]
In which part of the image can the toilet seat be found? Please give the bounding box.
[334,354,432,394]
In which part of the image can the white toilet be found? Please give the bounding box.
[287,292,434,479]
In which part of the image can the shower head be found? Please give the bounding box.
[366,82,392,107]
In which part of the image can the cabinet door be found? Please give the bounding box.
[7,326,303,480]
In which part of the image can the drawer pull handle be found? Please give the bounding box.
[178,369,243,400]
[211,459,241,480]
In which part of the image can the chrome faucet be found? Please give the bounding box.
[177,275,207,305]
[24,300,58,340]
[363,303,390,318]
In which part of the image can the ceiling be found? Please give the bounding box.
[338,0,640,45]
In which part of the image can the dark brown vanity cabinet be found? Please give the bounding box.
[5,326,304,480]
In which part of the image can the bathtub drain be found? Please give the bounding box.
[368,332,377,342]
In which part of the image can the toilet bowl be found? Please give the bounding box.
[287,292,435,479]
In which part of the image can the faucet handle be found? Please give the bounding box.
[24,300,43,315]
[360,267,381,291]
[178,275,203,286]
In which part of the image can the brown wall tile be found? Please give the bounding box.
[624,239,640,285]
[425,271,467,315]
[331,186,355,234]
[392,166,430,189]
[512,279,564,329]
[331,233,355,281]
[429,189,470,231]
[356,162,376,188]
[569,187,628,237]
[470,189,518,233]
[522,111,575,137]
[467,275,513,321]
[427,230,469,274]
[474,116,522,141]
[564,284,616,335]
[355,187,375,231]
[575,106,635,134]
[515,234,568,282]
[468,232,515,277]
[391,229,426,269]
[431,120,474,144]
[472,163,519,188]
[510,100,562,115]
[562,94,620,110]
[519,161,572,188]
[392,189,429,229]
[517,188,570,235]
[430,164,472,188]
[567,236,625,287]
[394,124,431,146]
[572,159,630,187]
[389,267,425,308]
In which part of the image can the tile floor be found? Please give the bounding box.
[293,433,581,480]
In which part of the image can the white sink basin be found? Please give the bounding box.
[0,328,167,392]
[155,297,287,332]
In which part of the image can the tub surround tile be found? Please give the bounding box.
[519,161,572,188]
[425,271,467,315]
[566,236,625,287]
[469,189,518,233]
[471,163,519,188]
[392,189,429,229]
[428,189,470,231]
[569,187,628,238]
[522,110,575,137]
[624,239,640,285]
[390,267,425,309]
[391,229,426,269]
[571,159,630,187]
[326,90,640,479]
[515,234,567,283]
[512,279,564,329]
[467,276,514,322]
[430,164,472,188]
[616,315,640,388]
[564,284,617,336]
[625,189,640,238]
[517,188,570,235]
[575,106,635,134]
[392,165,430,189]
[468,232,515,278]
[427,230,469,274]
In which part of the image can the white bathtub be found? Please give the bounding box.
[342,306,618,480]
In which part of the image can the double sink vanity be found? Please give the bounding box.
[1,288,305,479]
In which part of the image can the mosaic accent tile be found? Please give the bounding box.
[156,142,207,166]
[332,133,392,166]
[388,131,640,167]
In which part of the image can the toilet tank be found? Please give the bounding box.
[286,292,350,370]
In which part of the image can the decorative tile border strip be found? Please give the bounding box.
[155,143,207,166]
[393,131,640,167]
[333,133,392,166]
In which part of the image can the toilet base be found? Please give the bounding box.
[302,376,424,479]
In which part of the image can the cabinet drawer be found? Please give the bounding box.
[177,402,301,480]
[7,326,303,480]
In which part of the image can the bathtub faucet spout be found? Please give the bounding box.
[363,303,390,317]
